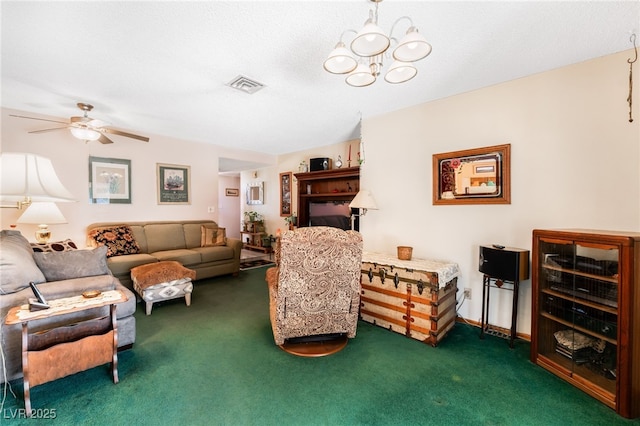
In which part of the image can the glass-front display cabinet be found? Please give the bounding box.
[531,229,640,419]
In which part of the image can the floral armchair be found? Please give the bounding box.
[265,226,363,346]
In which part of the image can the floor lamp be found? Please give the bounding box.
[349,190,378,230]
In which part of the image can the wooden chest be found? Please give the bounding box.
[360,252,461,346]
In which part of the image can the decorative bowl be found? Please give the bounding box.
[82,290,102,299]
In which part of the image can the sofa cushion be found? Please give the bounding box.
[107,253,158,277]
[145,224,186,253]
[201,225,226,247]
[31,239,78,252]
[151,249,202,266]
[191,246,235,263]
[0,230,46,295]
[88,225,141,257]
[34,245,111,282]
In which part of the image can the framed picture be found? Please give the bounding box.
[157,163,191,205]
[279,172,292,216]
[432,144,511,205]
[89,156,131,204]
[225,188,239,197]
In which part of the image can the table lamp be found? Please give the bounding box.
[0,152,75,209]
[17,202,67,243]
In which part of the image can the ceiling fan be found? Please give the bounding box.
[10,102,149,144]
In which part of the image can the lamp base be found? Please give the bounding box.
[35,225,51,244]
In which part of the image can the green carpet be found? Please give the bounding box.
[2,267,638,425]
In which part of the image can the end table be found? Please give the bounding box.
[5,289,127,416]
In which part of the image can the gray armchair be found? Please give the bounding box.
[265,226,363,346]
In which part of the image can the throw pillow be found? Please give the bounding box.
[201,225,226,247]
[33,245,111,282]
[0,230,46,294]
[87,225,141,257]
[31,239,78,252]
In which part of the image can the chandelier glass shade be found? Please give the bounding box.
[323,41,358,74]
[323,0,431,87]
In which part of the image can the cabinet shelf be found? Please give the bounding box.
[537,353,616,404]
[539,312,617,345]
[541,288,618,314]
[542,264,618,284]
[531,229,640,418]
[295,167,360,229]
[299,192,358,198]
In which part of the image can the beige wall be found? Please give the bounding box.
[2,49,638,336]
[360,49,640,334]
[0,107,276,245]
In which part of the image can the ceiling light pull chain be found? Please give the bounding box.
[628,33,637,123]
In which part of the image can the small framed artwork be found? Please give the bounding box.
[89,156,132,204]
[432,143,511,205]
[279,172,292,216]
[226,188,239,197]
[157,163,191,204]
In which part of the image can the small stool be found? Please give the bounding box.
[131,261,196,315]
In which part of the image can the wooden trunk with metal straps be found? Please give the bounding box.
[359,252,460,347]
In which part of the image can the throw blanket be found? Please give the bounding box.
[131,261,196,290]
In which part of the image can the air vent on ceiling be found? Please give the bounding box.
[226,75,266,94]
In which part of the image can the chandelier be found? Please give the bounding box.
[323,0,432,87]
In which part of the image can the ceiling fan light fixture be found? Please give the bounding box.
[384,60,417,84]
[70,126,100,141]
[393,27,432,62]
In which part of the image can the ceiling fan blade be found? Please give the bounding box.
[10,114,68,125]
[104,128,149,142]
[28,127,68,134]
[98,134,114,144]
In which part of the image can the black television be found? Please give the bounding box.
[308,201,352,231]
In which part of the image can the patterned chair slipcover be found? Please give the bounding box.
[265,226,363,345]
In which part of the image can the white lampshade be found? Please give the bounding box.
[351,20,390,57]
[349,190,378,212]
[17,202,67,225]
[323,41,358,74]
[393,27,432,62]
[346,63,376,87]
[70,126,101,141]
[384,60,417,84]
[17,202,67,243]
[0,153,75,205]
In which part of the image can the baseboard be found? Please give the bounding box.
[456,316,531,342]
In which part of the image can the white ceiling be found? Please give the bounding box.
[2,1,639,168]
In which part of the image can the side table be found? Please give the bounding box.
[5,289,127,416]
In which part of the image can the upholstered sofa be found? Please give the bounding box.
[0,230,136,384]
[86,220,242,289]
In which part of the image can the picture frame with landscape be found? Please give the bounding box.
[89,156,131,204]
[157,163,191,205]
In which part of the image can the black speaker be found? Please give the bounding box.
[479,245,530,282]
[310,157,332,171]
